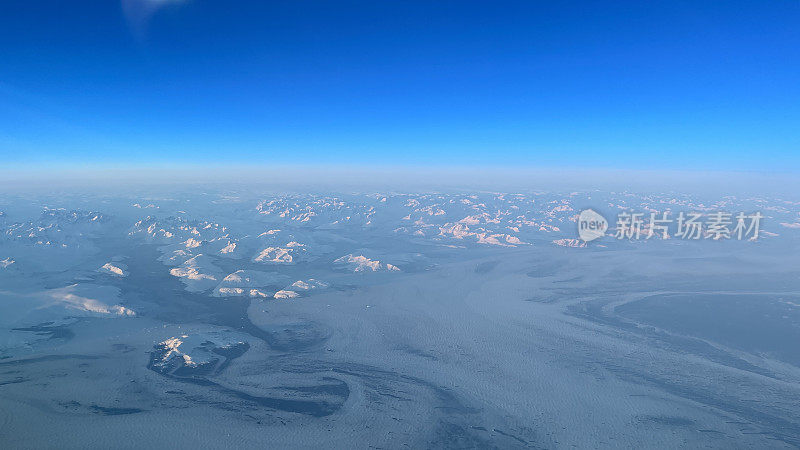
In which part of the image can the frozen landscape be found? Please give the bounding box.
[1,184,799,448]
[3,0,799,447]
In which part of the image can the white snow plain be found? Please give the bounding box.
[0,188,799,448]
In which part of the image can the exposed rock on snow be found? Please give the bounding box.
[129,215,229,245]
[552,238,587,248]
[212,270,289,297]
[252,234,329,264]
[438,223,528,247]
[219,241,237,254]
[253,246,295,264]
[183,238,203,249]
[149,332,249,377]
[289,279,329,291]
[169,254,223,292]
[98,262,127,277]
[0,208,109,249]
[248,289,272,298]
[334,254,400,272]
[158,249,192,265]
[274,290,300,299]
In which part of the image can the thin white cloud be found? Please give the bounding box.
[121,0,186,40]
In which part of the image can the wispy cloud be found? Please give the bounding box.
[121,0,186,40]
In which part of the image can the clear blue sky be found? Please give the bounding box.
[1,1,798,170]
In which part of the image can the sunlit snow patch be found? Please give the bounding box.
[253,246,295,264]
[274,290,300,299]
[98,262,127,277]
[149,331,249,377]
[169,254,223,292]
[41,284,135,317]
[289,279,329,291]
[212,270,289,297]
[334,254,400,272]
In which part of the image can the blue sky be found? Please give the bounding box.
[1,1,799,170]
